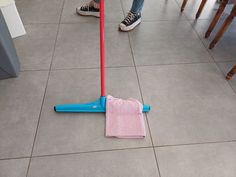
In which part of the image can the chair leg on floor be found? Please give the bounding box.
[196,0,207,19]
[205,0,228,38]
[209,4,236,49]
[226,65,236,80]
[181,0,188,12]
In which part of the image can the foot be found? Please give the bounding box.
[119,12,141,32]
[76,0,100,17]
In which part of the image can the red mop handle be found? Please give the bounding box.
[100,0,105,96]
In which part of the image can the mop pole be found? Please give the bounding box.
[100,0,105,97]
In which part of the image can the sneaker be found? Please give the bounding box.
[76,0,100,17]
[119,12,141,32]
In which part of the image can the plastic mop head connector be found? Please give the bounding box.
[54,96,150,113]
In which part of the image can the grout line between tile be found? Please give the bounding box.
[24,69,50,176]
[20,69,50,72]
[127,33,153,142]
[24,55,50,177]
[188,21,217,62]
[120,0,126,18]
[121,1,161,175]
[2,139,236,161]
[22,18,213,26]
[43,61,216,72]
[135,61,214,67]
[216,59,236,64]
[0,156,30,161]
[31,146,153,159]
[51,65,134,71]
[21,18,235,25]
[152,144,163,177]
[22,22,59,25]
[25,0,66,176]
[121,0,152,146]
[19,60,219,73]
[155,139,236,148]
[22,19,200,26]
[60,19,193,24]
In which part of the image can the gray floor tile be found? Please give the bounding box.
[190,19,236,62]
[0,158,29,177]
[217,62,236,92]
[156,142,236,177]
[16,0,64,24]
[29,148,159,177]
[129,21,212,66]
[0,71,48,158]
[52,23,133,69]
[175,0,220,20]
[33,67,152,156]
[61,0,124,23]
[14,24,58,71]
[137,63,236,146]
[121,0,187,21]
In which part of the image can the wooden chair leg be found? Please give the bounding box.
[181,0,188,12]
[226,65,236,80]
[205,0,228,38]
[196,0,207,19]
[209,4,236,49]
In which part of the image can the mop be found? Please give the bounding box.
[54,0,150,113]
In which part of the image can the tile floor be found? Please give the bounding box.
[1,0,236,176]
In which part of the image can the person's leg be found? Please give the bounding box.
[76,0,100,17]
[130,0,144,14]
[119,0,144,31]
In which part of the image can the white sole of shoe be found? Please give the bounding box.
[119,18,141,32]
[76,8,100,18]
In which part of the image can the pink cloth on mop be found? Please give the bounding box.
[106,95,146,138]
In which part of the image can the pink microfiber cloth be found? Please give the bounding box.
[106,95,146,138]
